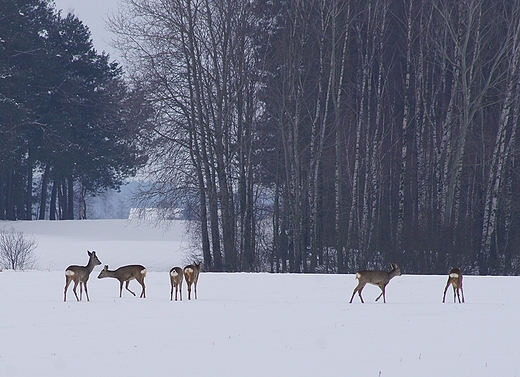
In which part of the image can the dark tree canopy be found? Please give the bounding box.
[0,0,151,220]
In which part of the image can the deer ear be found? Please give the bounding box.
[87,250,92,256]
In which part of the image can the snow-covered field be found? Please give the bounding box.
[0,220,519,376]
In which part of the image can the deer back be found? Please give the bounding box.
[170,267,183,284]
[98,265,146,281]
[356,270,391,285]
[356,263,401,285]
[448,267,463,286]
[65,250,101,282]
[184,262,201,284]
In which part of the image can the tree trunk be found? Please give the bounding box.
[38,164,50,220]
[67,176,74,220]
[50,179,57,220]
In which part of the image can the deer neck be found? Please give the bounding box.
[388,269,399,280]
[105,270,117,278]
[85,259,97,273]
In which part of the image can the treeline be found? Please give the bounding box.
[0,0,151,220]
[103,0,520,274]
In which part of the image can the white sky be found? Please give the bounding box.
[53,0,120,61]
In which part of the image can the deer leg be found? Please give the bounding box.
[72,281,80,301]
[139,279,145,298]
[375,285,385,302]
[442,282,450,303]
[119,281,124,297]
[194,281,197,300]
[460,286,465,303]
[64,276,72,302]
[456,287,462,303]
[349,288,357,303]
[79,282,83,301]
[170,282,174,301]
[349,283,363,303]
[452,286,457,303]
[173,283,179,301]
[349,290,356,303]
[358,287,365,303]
[187,284,192,300]
[84,282,90,302]
[125,280,136,296]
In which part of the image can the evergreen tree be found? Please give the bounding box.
[0,0,56,219]
[0,0,150,220]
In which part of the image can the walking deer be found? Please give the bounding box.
[442,267,465,303]
[184,262,201,300]
[169,266,183,301]
[64,250,102,302]
[349,263,401,303]
[97,264,147,298]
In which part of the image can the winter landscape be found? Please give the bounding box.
[0,219,518,377]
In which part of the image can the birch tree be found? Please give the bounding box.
[480,1,520,273]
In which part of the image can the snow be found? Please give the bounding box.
[1,220,519,376]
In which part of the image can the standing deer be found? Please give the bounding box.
[184,262,201,300]
[64,250,102,302]
[97,264,147,298]
[169,266,183,301]
[349,263,401,303]
[442,267,465,303]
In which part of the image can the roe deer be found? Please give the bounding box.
[64,250,102,302]
[184,262,201,300]
[442,267,464,303]
[97,264,147,298]
[349,263,401,303]
[169,266,183,301]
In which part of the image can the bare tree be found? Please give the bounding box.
[0,227,38,270]
[480,2,520,273]
[110,0,259,271]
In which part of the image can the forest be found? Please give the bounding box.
[3,0,520,275]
